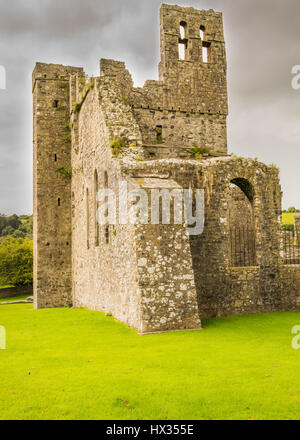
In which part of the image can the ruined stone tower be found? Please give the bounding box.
[33,4,300,333]
[33,63,84,308]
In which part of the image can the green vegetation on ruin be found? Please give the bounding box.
[110,137,125,157]
[56,166,72,180]
[73,77,95,115]
[0,305,300,420]
[189,146,211,160]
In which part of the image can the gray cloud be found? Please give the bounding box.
[0,0,299,214]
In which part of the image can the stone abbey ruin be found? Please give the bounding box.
[33,4,300,333]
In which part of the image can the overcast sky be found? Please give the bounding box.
[0,0,299,214]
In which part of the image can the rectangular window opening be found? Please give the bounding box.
[178,43,185,60]
[202,42,211,63]
[202,46,208,63]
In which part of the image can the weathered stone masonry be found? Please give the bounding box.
[33,4,300,333]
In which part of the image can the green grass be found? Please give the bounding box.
[0,305,300,420]
[282,213,296,225]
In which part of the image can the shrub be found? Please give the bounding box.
[0,237,33,286]
[110,137,125,157]
[189,146,211,160]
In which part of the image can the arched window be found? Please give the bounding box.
[86,188,90,249]
[94,170,99,247]
[228,178,256,266]
[179,21,188,60]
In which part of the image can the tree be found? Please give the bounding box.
[1,225,15,236]
[0,214,33,239]
[7,214,21,230]
[287,207,300,213]
[0,237,33,286]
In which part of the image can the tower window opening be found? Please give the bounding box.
[58,198,61,207]
[180,22,186,39]
[202,42,211,63]
[53,100,59,108]
[179,21,188,60]
[200,25,211,63]
[54,154,57,162]
[178,43,186,60]
[202,46,208,63]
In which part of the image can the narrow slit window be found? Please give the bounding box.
[104,171,108,189]
[156,125,163,144]
[94,170,99,247]
[58,198,61,207]
[104,171,109,240]
[86,188,90,249]
[53,100,59,108]
[54,154,57,162]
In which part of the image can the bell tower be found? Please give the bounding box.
[159,4,228,118]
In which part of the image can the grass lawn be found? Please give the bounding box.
[282,213,296,225]
[0,305,300,420]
